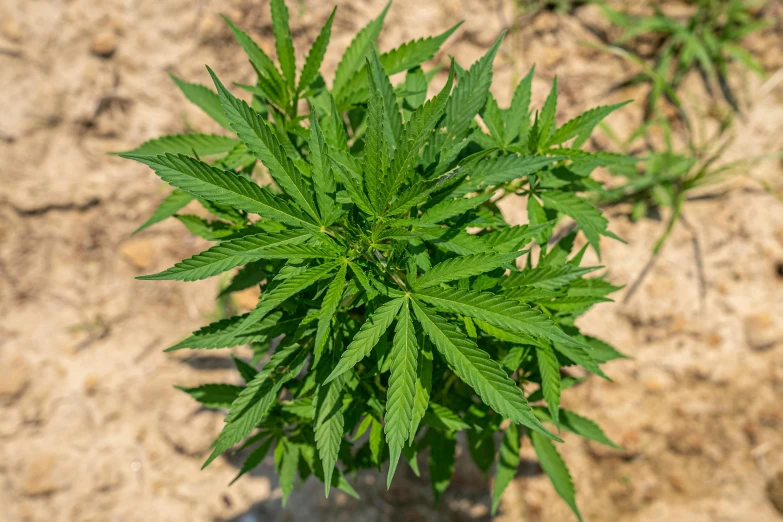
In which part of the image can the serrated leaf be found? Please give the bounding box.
[412,252,521,290]
[413,287,589,355]
[501,265,600,290]
[450,154,564,198]
[530,431,582,522]
[538,77,558,145]
[368,49,402,148]
[209,68,321,222]
[363,61,388,213]
[237,262,339,333]
[445,33,503,141]
[120,153,317,229]
[308,114,337,221]
[547,101,630,148]
[332,2,390,99]
[535,408,621,449]
[409,335,432,440]
[536,343,561,430]
[219,260,268,297]
[279,440,299,506]
[177,383,244,409]
[230,435,275,485]
[429,430,456,504]
[170,74,232,129]
[424,402,470,431]
[137,230,313,282]
[315,263,347,361]
[410,300,558,440]
[326,298,404,382]
[420,193,492,224]
[315,371,346,496]
[481,94,505,145]
[133,189,194,234]
[204,344,308,468]
[540,191,608,255]
[166,311,287,351]
[270,0,297,89]
[233,355,259,383]
[299,8,336,93]
[385,301,418,487]
[222,16,286,102]
[119,133,239,157]
[506,65,534,145]
[381,22,462,75]
[491,422,521,515]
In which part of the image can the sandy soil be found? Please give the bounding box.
[1,0,783,521]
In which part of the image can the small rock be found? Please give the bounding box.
[744,313,779,351]
[743,422,759,444]
[21,453,72,496]
[120,238,154,269]
[83,375,100,396]
[769,472,783,516]
[91,31,116,58]
[668,473,687,493]
[667,430,704,455]
[0,354,31,402]
[2,19,22,42]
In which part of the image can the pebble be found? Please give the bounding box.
[120,238,155,269]
[91,32,117,58]
[0,354,31,402]
[743,313,779,351]
[21,453,72,496]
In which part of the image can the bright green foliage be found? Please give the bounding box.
[122,1,629,518]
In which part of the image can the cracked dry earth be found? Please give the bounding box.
[2,0,783,521]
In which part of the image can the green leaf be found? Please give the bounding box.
[119,133,239,157]
[413,287,589,354]
[412,252,521,290]
[410,300,558,441]
[491,423,521,515]
[170,74,232,129]
[120,153,317,229]
[481,94,505,145]
[536,343,561,430]
[363,60,388,213]
[204,344,308,468]
[222,17,286,102]
[308,113,337,221]
[535,408,621,449]
[176,383,243,409]
[547,101,630,148]
[385,301,419,487]
[166,311,286,351]
[506,66,534,145]
[230,435,275,485]
[133,189,194,234]
[381,22,462,75]
[326,298,404,382]
[279,440,299,506]
[299,8,336,92]
[209,68,321,222]
[424,402,471,431]
[314,371,346,496]
[233,355,259,383]
[332,2,390,99]
[445,33,503,141]
[451,154,564,198]
[540,191,608,255]
[502,265,600,291]
[270,0,297,89]
[237,262,339,332]
[538,76,558,145]
[409,335,433,440]
[530,431,582,522]
[369,417,384,468]
[369,49,402,147]
[315,263,347,361]
[420,193,492,224]
[429,431,456,504]
[137,230,313,282]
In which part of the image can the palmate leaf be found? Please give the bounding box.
[534,407,620,449]
[326,298,404,382]
[491,422,521,515]
[176,383,244,409]
[381,22,462,75]
[314,371,346,496]
[445,33,503,141]
[450,154,565,198]
[133,189,193,234]
[424,402,471,432]
[308,113,337,222]
[230,435,275,485]
[409,335,433,440]
[120,153,317,229]
[237,261,340,332]
[368,49,402,148]
[170,74,232,129]
[538,76,559,145]
[540,191,609,255]
[222,16,286,102]
[270,0,297,89]
[530,431,582,522]
[363,61,388,213]
[412,252,521,290]
[502,265,600,291]
[332,2,390,99]
[137,230,314,282]
[505,65,534,145]
[547,101,631,148]
[410,300,558,441]
[165,311,287,351]
[279,440,299,506]
[118,133,239,157]
[205,343,308,468]
[299,8,336,93]
[413,287,590,353]
[314,263,347,362]
[535,343,561,430]
[209,68,321,222]
[384,301,418,487]
[420,193,492,224]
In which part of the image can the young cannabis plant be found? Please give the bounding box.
[120,1,629,518]
[599,0,768,119]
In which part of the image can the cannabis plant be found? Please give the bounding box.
[120,1,629,518]
[599,0,768,119]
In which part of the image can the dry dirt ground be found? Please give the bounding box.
[2,0,783,521]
